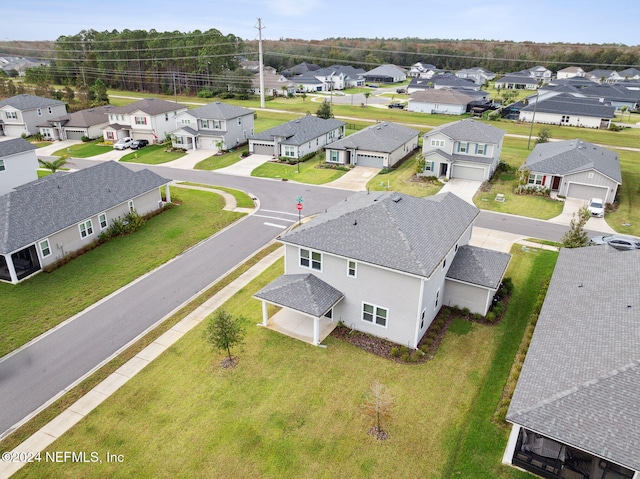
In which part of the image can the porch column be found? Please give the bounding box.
[261,301,269,327]
[502,424,521,465]
[164,184,172,203]
[313,317,320,346]
[5,255,18,284]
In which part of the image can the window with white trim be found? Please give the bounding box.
[165,113,169,121]
[79,219,94,238]
[128,200,135,212]
[135,116,147,125]
[457,142,469,153]
[362,302,388,327]
[237,117,242,125]
[283,145,296,157]
[48,106,52,114]
[528,174,544,186]
[106,131,115,140]
[0,159,5,172]
[329,150,340,163]
[175,136,184,144]
[423,161,434,172]
[300,248,321,271]
[201,120,209,128]
[431,139,445,148]
[39,239,51,257]
[347,260,357,277]
[213,120,221,129]
[99,213,108,230]
[37,108,42,116]
[6,111,17,119]
[181,119,191,125]
[476,143,486,155]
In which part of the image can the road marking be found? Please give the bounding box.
[253,214,297,223]
[264,222,288,229]
[259,209,300,217]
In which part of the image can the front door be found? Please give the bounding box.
[440,163,448,177]
[552,176,561,191]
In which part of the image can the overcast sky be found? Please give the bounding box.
[4,0,639,46]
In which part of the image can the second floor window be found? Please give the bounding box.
[135,116,147,125]
[300,248,321,271]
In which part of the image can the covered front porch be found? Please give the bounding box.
[253,273,344,346]
[1,245,42,284]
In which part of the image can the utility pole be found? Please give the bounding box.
[527,88,540,149]
[256,18,265,109]
[173,73,177,103]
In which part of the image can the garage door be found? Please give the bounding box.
[65,130,86,140]
[566,183,608,201]
[251,142,273,155]
[356,153,384,168]
[452,164,486,181]
[199,137,220,151]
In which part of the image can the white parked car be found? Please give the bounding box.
[113,137,133,150]
[587,198,604,217]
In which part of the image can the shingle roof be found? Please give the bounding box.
[427,118,505,144]
[409,89,475,106]
[430,73,478,89]
[280,192,478,278]
[186,102,253,120]
[446,245,510,289]
[40,105,114,128]
[106,98,186,116]
[507,247,640,471]
[0,137,37,157]
[325,122,419,153]
[363,64,406,78]
[249,116,344,146]
[496,74,539,85]
[521,93,615,118]
[0,94,65,111]
[524,139,621,183]
[0,161,170,254]
[253,273,344,317]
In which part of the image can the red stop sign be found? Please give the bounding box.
[296,203,303,211]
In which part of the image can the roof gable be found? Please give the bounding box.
[107,98,187,116]
[249,116,344,146]
[187,102,253,120]
[326,122,419,153]
[427,119,505,144]
[0,94,65,111]
[0,137,37,157]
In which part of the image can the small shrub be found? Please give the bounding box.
[399,345,409,357]
[492,302,504,316]
[390,346,400,358]
[472,313,482,321]
[461,307,471,317]
[486,312,496,323]
[401,351,414,363]
[81,135,91,142]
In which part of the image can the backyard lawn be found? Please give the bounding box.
[251,153,348,184]
[15,245,557,479]
[0,187,249,357]
[119,144,186,164]
[51,140,112,158]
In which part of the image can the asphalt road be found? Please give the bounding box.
[0,160,606,438]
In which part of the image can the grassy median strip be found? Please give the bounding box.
[0,187,248,357]
[14,246,555,479]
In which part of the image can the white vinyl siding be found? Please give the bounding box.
[362,302,388,327]
[347,260,357,277]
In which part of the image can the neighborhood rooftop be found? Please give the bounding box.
[0,94,65,110]
[250,115,344,146]
[0,137,37,157]
[185,102,253,120]
[105,98,187,115]
[326,122,419,153]
[279,191,479,278]
[507,247,640,471]
[0,161,170,255]
[430,118,505,144]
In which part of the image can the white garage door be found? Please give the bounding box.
[452,165,486,181]
[251,142,273,155]
[356,153,385,168]
[566,183,608,201]
[199,137,219,150]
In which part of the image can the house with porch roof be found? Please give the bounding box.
[254,191,510,346]
[0,94,67,137]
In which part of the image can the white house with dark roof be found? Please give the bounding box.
[362,64,406,83]
[407,89,478,115]
[324,122,419,169]
[293,65,365,92]
[0,138,39,196]
[519,93,615,129]
[556,66,586,79]
[254,192,510,346]
[455,67,496,85]
[0,161,171,284]
[420,119,505,181]
[503,246,640,479]
[37,105,114,141]
[102,98,188,144]
[522,139,621,203]
[249,116,345,158]
[0,94,67,137]
[170,102,254,151]
[495,74,540,90]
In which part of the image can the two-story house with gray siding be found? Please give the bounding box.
[0,138,39,196]
[421,119,505,181]
[0,94,67,137]
[254,192,510,347]
[249,116,345,159]
[170,102,254,151]
[102,98,188,144]
[324,122,419,169]
[0,161,171,284]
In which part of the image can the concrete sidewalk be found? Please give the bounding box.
[0,246,284,479]
[214,153,272,175]
[325,166,379,191]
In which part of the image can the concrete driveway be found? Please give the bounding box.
[326,166,379,191]
[548,197,617,233]
[35,140,81,156]
[438,179,482,204]
[162,148,214,169]
[215,154,273,176]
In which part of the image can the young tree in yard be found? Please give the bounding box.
[38,155,71,173]
[363,91,371,106]
[360,380,394,440]
[203,310,246,367]
[561,207,591,248]
[316,99,332,119]
[536,127,551,144]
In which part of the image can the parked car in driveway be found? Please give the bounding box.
[113,137,133,150]
[388,103,405,109]
[589,234,640,250]
[130,139,149,150]
[587,197,604,217]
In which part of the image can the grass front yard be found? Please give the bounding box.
[194,146,249,171]
[0,187,248,357]
[251,153,348,184]
[119,144,186,164]
[51,140,112,158]
[15,246,557,479]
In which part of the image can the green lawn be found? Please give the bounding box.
[16,245,557,479]
[605,149,640,236]
[32,141,53,148]
[251,153,348,184]
[366,153,442,197]
[119,144,186,164]
[0,188,246,357]
[194,146,249,171]
[178,183,255,209]
[51,140,113,158]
